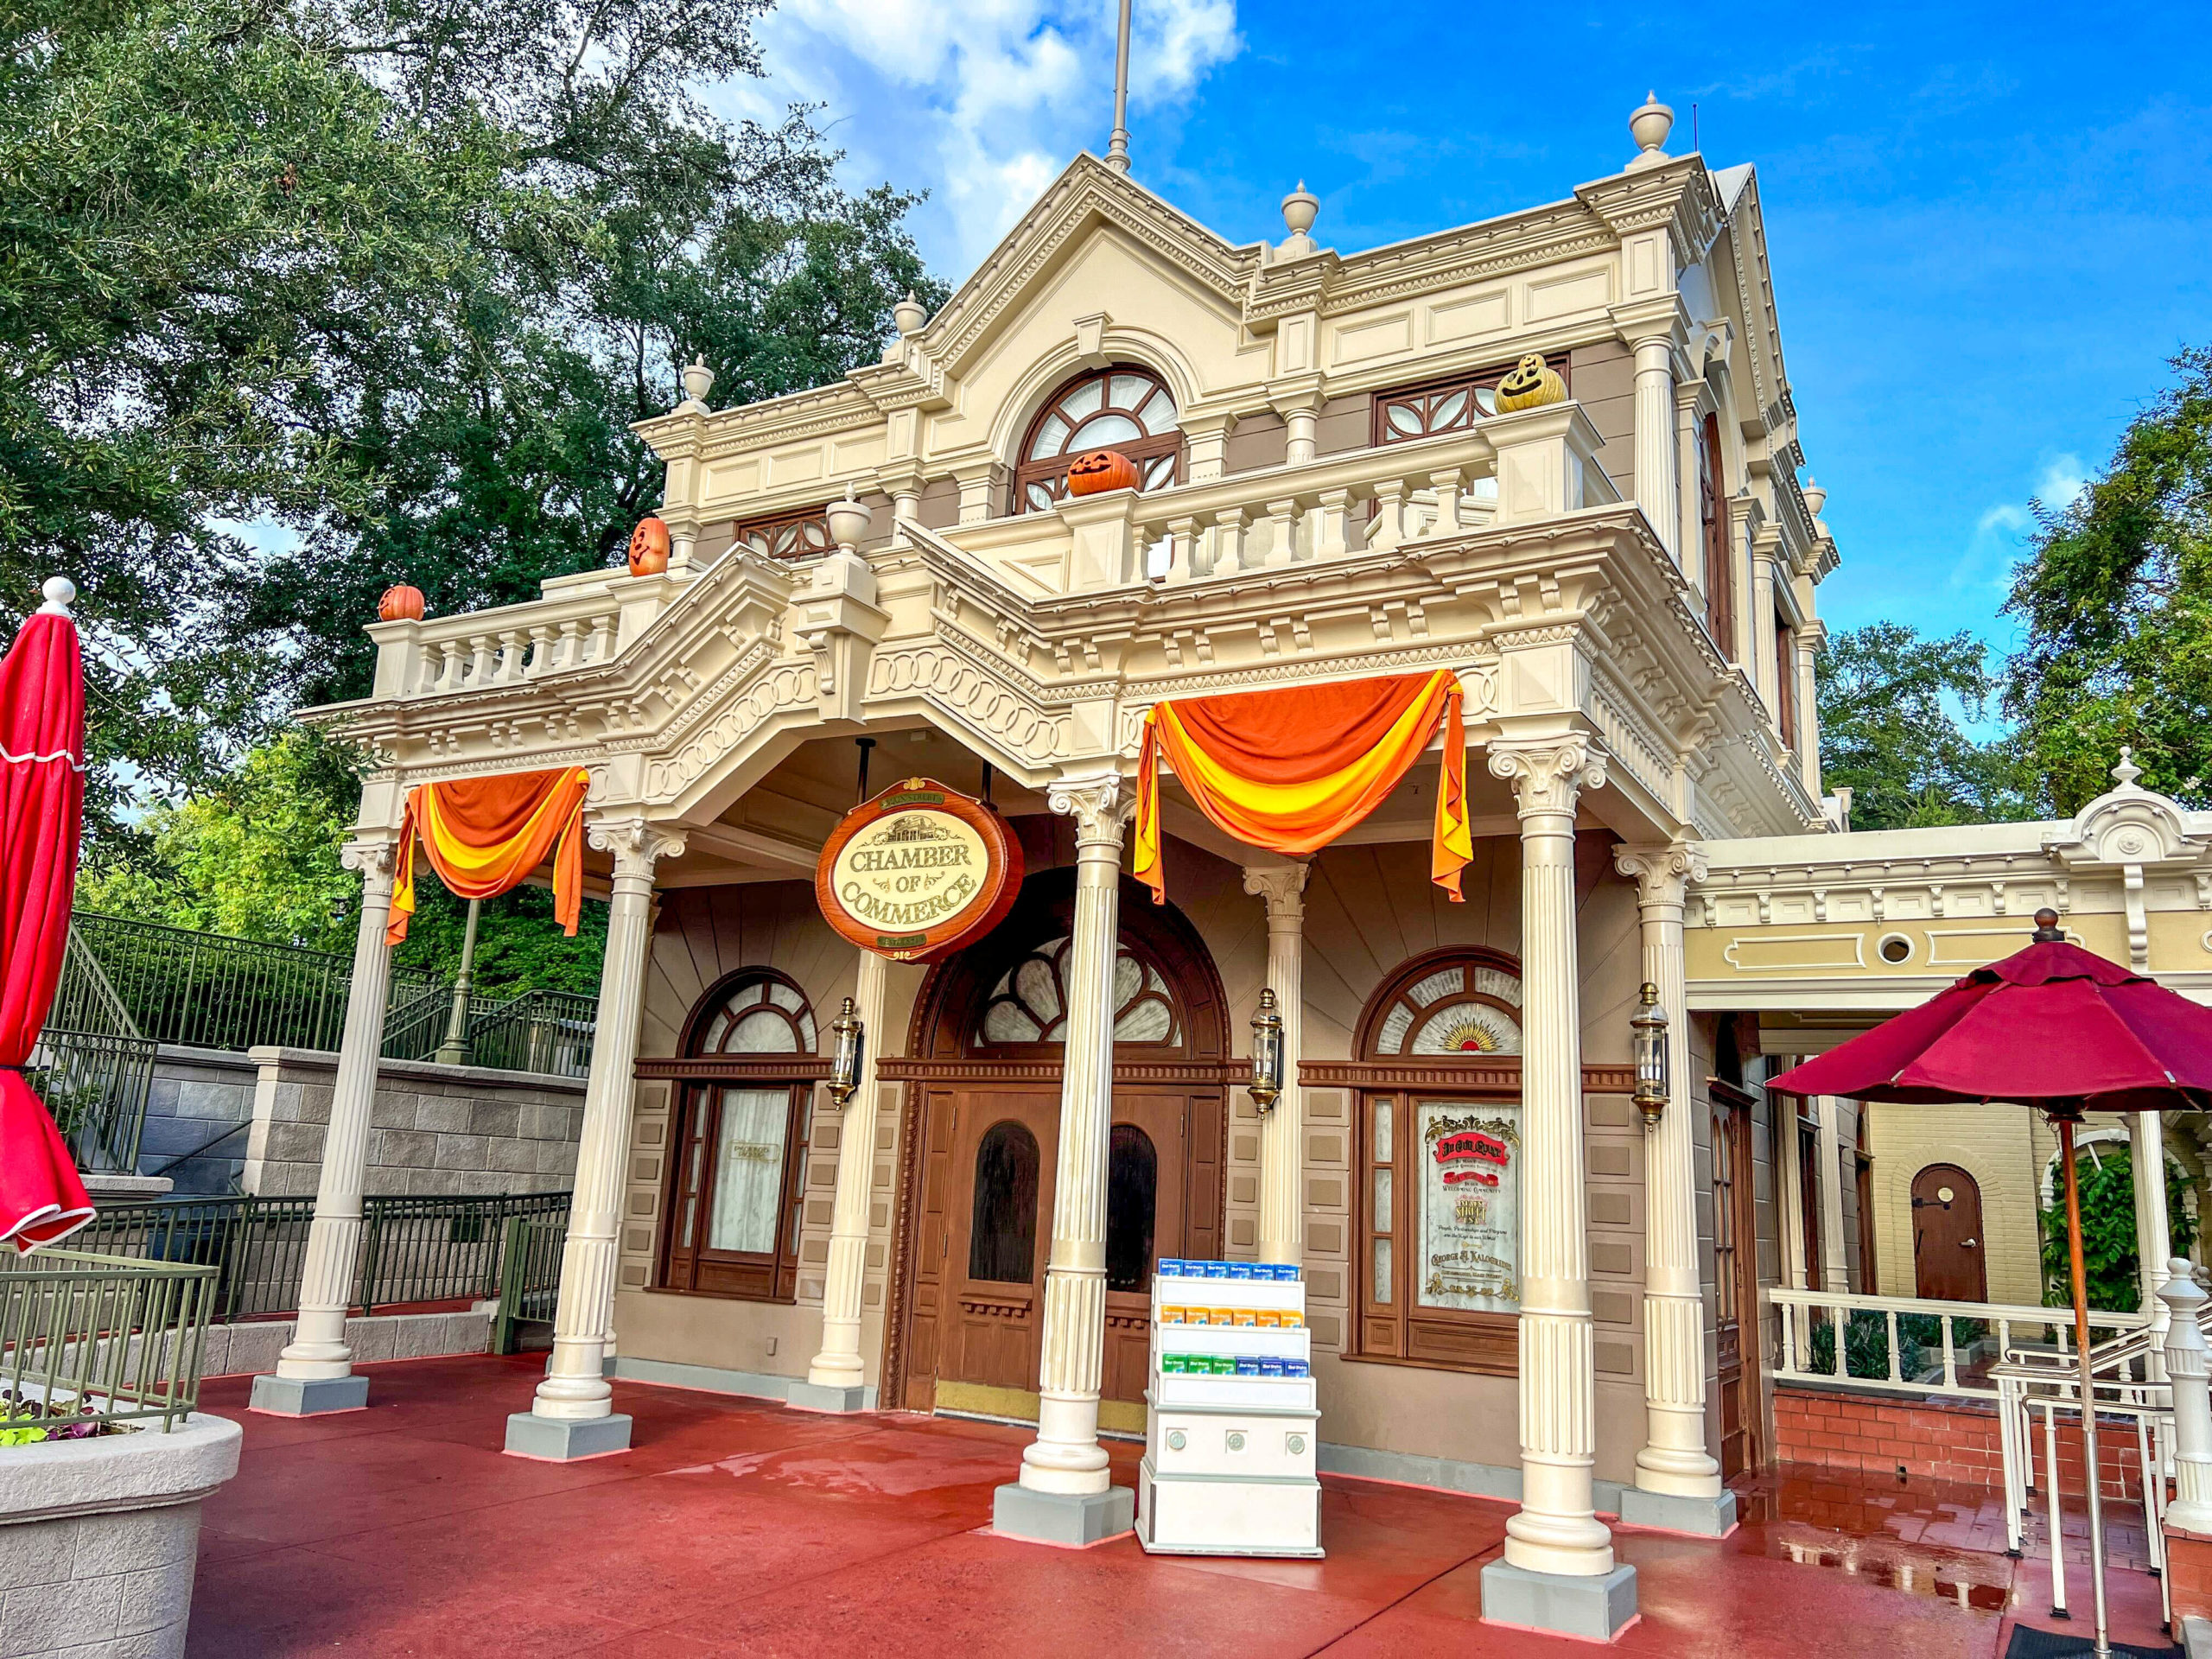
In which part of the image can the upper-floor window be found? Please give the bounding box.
[1014,365,1183,513]
[1371,356,1570,447]
[1775,617,1798,749]
[734,504,836,561]
[1700,412,1738,656]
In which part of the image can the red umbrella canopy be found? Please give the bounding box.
[0,579,92,1250]
[1770,918,2212,1112]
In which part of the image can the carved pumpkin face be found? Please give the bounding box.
[628,514,671,576]
[1495,353,1567,412]
[1065,448,1140,497]
[377,583,425,622]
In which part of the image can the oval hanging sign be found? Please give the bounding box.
[816,778,1024,963]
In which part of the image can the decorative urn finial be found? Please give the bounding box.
[1802,477,1827,519]
[1279,181,1320,257]
[893,291,927,336]
[2113,747,2144,789]
[1628,91,1675,169]
[679,355,714,409]
[825,488,872,553]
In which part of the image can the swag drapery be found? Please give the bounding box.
[387,767,591,946]
[1133,671,1471,905]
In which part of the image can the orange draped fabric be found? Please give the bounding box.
[387,767,590,946]
[1133,671,1470,906]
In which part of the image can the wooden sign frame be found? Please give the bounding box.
[815,778,1024,963]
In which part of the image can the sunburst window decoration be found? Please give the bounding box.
[1370,959,1522,1058]
[976,935,1183,1048]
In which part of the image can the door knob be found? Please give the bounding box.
[1962,1238,1977,1248]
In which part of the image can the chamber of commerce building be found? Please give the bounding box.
[254,97,2199,1642]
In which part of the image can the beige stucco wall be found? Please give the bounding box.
[1868,1101,2043,1306]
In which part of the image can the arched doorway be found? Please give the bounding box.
[1911,1163,1986,1303]
[886,868,1228,1423]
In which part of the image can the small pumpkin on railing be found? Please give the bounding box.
[1495,353,1567,412]
[378,583,426,622]
[627,515,671,577]
[1065,448,1140,497]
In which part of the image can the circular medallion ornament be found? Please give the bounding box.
[816,778,1024,963]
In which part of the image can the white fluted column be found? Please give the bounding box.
[997,774,1135,1545]
[1818,1097,1850,1290]
[2163,1262,2212,1531]
[1630,334,1679,561]
[506,817,683,1459]
[1484,738,1622,1601]
[1751,550,1782,713]
[795,946,889,1410]
[1246,862,1309,1266]
[1795,621,1825,795]
[252,832,399,1415]
[2135,1112,2174,1376]
[1613,844,1733,1535]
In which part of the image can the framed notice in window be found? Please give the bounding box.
[1415,1101,1520,1314]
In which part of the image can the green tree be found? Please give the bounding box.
[2037,1141,2201,1314]
[1815,623,2036,830]
[2005,346,2212,811]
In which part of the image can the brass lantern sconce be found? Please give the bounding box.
[828,996,865,1109]
[1249,988,1285,1115]
[1630,981,1669,1129]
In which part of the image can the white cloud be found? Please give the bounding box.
[716,0,1241,274]
[1951,452,2088,597]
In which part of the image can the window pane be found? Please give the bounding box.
[1109,372,1148,409]
[1372,1237,1392,1304]
[1114,998,1173,1042]
[1028,413,1071,459]
[1137,387,1178,430]
[1408,1002,1521,1055]
[727,1007,798,1053]
[1432,390,1468,428]
[708,1089,791,1254]
[1060,377,1104,421]
[1415,1099,1520,1312]
[1106,1124,1159,1293]
[1027,482,1056,512]
[969,1121,1040,1282]
[1386,403,1422,435]
[1069,412,1142,450]
[981,1001,1042,1044]
[1372,1166,1392,1235]
[1373,1098,1393,1163]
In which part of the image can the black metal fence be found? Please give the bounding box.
[61,1191,571,1325]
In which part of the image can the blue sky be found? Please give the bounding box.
[719,2,2212,664]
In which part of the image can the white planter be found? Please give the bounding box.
[0,1412,241,1659]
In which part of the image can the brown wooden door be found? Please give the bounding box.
[939,1091,1059,1396]
[1101,1092,1185,1404]
[1712,1089,1760,1479]
[1911,1164,1987,1302]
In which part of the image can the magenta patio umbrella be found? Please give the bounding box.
[1772,910,2212,1658]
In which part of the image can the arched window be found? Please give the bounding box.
[1349,949,1525,1376]
[968,1121,1040,1283]
[1106,1125,1159,1294]
[659,970,819,1302]
[1700,412,1737,657]
[1014,365,1183,514]
[975,935,1184,1048]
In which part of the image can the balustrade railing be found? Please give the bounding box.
[1769,1286,2149,1403]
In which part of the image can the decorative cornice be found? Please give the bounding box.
[874,1058,1244,1085]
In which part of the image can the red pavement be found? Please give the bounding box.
[188,1354,2177,1656]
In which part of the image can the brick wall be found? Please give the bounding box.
[2168,1525,2212,1624]
[1773,1385,2140,1500]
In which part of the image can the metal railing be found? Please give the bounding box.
[57,1191,570,1324]
[29,1028,161,1173]
[492,1215,568,1354]
[467,989,596,1078]
[1769,1286,2150,1403]
[1,1249,218,1434]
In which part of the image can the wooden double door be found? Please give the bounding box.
[900,1083,1217,1417]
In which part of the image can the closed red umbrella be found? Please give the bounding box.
[0,578,92,1251]
[1771,910,2212,1658]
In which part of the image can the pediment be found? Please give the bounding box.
[2045,756,2209,867]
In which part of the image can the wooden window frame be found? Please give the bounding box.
[654,968,819,1303]
[1346,947,1525,1377]
[1012,365,1185,516]
[1370,354,1571,448]
[1775,617,1798,749]
[733,503,836,562]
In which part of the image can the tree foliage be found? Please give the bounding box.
[1815,622,2035,830]
[2037,1141,2200,1315]
[2006,346,2212,811]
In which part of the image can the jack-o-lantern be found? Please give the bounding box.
[627,515,671,577]
[1495,353,1567,412]
[1065,448,1140,497]
[377,583,425,622]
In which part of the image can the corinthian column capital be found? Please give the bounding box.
[1047,772,1133,845]
[1241,861,1310,919]
[1613,842,1708,911]
[586,815,688,881]
[1488,737,1608,818]
[339,832,400,888]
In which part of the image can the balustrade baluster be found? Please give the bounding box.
[526,624,555,677]
[585,613,615,664]
[467,634,493,684]
[1211,508,1249,576]
[1163,515,1200,584]
[1313,486,1354,558]
[1886,1309,1903,1382]
[554,619,582,671]
[1369,476,1408,552]
[1426,468,1464,537]
[1262,496,1300,568]
[495,631,523,683]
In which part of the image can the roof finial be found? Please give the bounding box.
[2113,747,2143,789]
[893,291,926,336]
[1279,181,1320,258]
[678,355,714,410]
[1627,91,1675,171]
[37,576,74,616]
[1103,0,1133,174]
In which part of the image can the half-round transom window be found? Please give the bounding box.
[1014,365,1183,514]
[976,936,1184,1047]
[692,972,818,1056]
[1368,959,1523,1057]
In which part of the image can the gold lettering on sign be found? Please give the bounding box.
[830,810,989,933]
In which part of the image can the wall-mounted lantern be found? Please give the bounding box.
[1249,988,1285,1115]
[828,997,865,1109]
[1630,981,1669,1129]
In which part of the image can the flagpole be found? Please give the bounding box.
[1104,0,1132,172]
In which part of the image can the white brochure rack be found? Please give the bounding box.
[1135,1264,1324,1558]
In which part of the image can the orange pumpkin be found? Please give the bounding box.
[627,515,671,577]
[1065,448,1140,497]
[378,583,426,622]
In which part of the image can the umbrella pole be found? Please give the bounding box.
[2058,1112,2113,1659]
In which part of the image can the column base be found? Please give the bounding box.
[504,1410,632,1461]
[1618,1484,1738,1537]
[785,1381,868,1414]
[1480,1559,1639,1642]
[992,1482,1135,1547]
[249,1373,367,1416]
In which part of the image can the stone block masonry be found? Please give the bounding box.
[1773,1386,2142,1501]
[139,1046,261,1193]
[240,1046,585,1198]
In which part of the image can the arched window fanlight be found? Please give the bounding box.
[692,972,819,1056]
[976,936,1183,1047]
[1014,365,1183,514]
[1367,959,1523,1057]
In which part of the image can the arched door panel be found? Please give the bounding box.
[1911,1163,1987,1303]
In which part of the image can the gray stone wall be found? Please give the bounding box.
[240,1047,585,1198]
[140,1046,258,1194]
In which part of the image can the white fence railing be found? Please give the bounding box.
[1768,1286,2151,1403]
